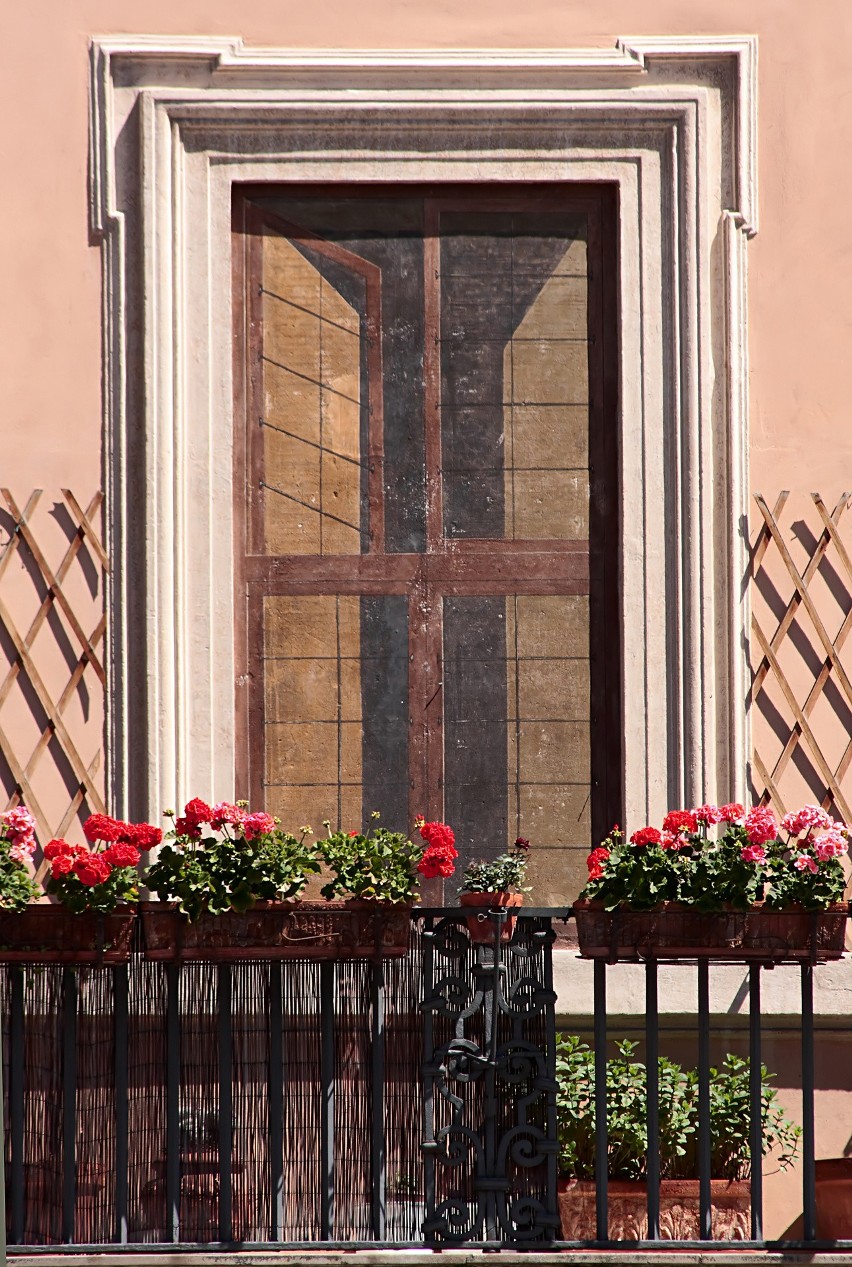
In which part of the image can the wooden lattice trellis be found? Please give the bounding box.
[0,490,107,879]
[751,491,852,820]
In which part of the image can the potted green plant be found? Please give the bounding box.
[575,804,849,962]
[313,813,458,957]
[142,798,323,961]
[0,811,152,964]
[458,836,530,943]
[555,1034,800,1240]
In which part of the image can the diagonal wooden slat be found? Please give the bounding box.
[753,495,852,799]
[752,619,852,822]
[756,494,852,715]
[751,492,852,821]
[0,489,107,848]
[2,490,105,683]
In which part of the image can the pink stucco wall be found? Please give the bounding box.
[1,0,851,493]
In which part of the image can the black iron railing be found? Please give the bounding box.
[1,908,849,1252]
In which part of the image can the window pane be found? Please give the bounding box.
[443,594,592,905]
[260,232,368,555]
[261,594,409,833]
[440,210,590,542]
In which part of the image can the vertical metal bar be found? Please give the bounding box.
[801,963,816,1242]
[593,960,608,1243]
[370,958,386,1241]
[61,968,78,1243]
[543,918,559,1241]
[484,924,502,1242]
[320,960,335,1240]
[268,962,284,1242]
[113,965,129,1244]
[422,917,436,1239]
[0,971,7,1263]
[166,964,181,1244]
[749,965,763,1242]
[644,962,659,1241]
[697,961,711,1240]
[10,967,24,1245]
[218,964,233,1243]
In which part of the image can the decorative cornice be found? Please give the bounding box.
[90,35,758,238]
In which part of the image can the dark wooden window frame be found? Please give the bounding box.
[232,183,622,872]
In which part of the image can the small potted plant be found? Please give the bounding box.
[313,813,458,957]
[556,1034,800,1240]
[142,798,323,961]
[575,804,849,962]
[0,811,153,964]
[457,836,530,943]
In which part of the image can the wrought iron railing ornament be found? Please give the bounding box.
[420,909,560,1246]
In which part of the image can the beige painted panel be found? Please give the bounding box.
[513,274,587,340]
[266,721,340,785]
[514,719,591,782]
[263,359,321,443]
[515,596,590,659]
[512,470,589,538]
[519,783,592,844]
[508,342,588,405]
[509,405,589,469]
[264,657,339,723]
[519,658,590,721]
[262,291,321,383]
[263,595,338,659]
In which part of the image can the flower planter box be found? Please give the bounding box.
[557,1177,750,1241]
[0,904,136,964]
[458,891,523,943]
[140,899,411,962]
[573,899,848,963]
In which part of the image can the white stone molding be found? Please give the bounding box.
[88,36,757,824]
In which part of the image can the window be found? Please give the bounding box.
[233,186,620,901]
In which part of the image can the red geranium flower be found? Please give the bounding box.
[662,810,698,834]
[124,822,163,849]
[44,838,72,860]
[102,842,142,868]
[82,813,126,844]
[630,826,661,847]
[51,856,74,878]
[72,854,113,887]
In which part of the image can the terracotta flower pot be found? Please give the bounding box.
[572,899,848,964]
[557,1176,750,1241]
[815,1157,852,1239]
[140,899,411,962]
[0,903,136,964]
[458,891,523,943]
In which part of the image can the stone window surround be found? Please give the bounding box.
[89,35,757,842]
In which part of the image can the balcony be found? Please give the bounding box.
[2,907,850,1256]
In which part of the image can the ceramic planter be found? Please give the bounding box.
[0,904,136,964]
[557,1177,750,1241]
[572,900,848,963]
[140,899,411,962]
[458,891,523,943]
[814,1157,852,1238]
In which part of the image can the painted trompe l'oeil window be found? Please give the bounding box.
[233,187,620,903]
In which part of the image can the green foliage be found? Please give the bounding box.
[555,1034,800,1181]
[459,839,530,894]
[48,867,137,914]
[764,852,847,910]
[584,830,683,910]
[0,849,39,912]
[146,826,319,921]
[316,814,421,903]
